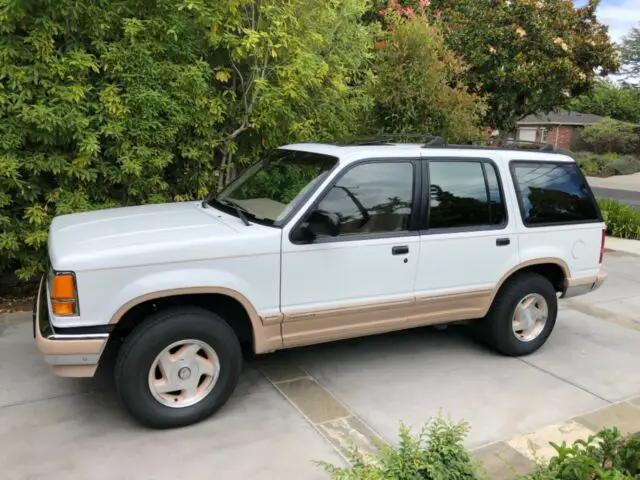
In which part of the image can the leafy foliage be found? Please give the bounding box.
[319,417,483,480]
[522,427,640,480]
[579,118,640,155]
[0,0,374,279]
[598,199,640,240]
[369,0,620,131]
[367,10,486,142]
[570,81,640,124]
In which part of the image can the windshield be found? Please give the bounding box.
[209,149,338,226]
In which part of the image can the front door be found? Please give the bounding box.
[280,159,421,347]
[411,156,520,326]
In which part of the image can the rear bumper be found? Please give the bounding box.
[34,277,109,377]
[562,272,608,299]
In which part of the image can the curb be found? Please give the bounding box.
[472,396,640,479]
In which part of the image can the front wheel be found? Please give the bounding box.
[114,306,242,429]
[478,273,558,356]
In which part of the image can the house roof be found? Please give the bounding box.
[517,110,604,126]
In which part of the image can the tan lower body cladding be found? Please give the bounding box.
[279,289,493,348]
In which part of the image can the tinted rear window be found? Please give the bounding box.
[511,162,601,226]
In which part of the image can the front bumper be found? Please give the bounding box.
[562,272,608,299]
[33,276,109,377]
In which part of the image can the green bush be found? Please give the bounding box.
[609,156,640,176]
[319,418,483,480]
[0,0,375,279]
[580,118,640,155]
[573,152,640,177]
[522,427,640,480]
[319,418,640,480]
[598,199,640,240]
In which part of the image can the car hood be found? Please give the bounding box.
[48,202,272,271]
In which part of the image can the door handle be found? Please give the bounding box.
[496,238,510,247]
[392,245,409,255]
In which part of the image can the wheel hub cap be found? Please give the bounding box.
[178,366,192,380]
[148,339,220,408]
[512,293,548,342]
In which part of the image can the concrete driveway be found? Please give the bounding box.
[2,251,640,480]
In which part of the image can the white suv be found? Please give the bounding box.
[33,138,607,428]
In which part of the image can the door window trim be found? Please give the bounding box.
[509,159,603,228]
[288,157,423,245]
[419,157,509,235]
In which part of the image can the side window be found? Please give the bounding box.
[512,162,600,225]
[315,162,414,236]
[428,161,506,229]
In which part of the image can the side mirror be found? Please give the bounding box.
[303,209,340,240]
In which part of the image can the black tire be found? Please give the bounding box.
[114,306,242,429]
[478,273,557,356]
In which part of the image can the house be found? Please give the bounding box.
[515,110,604,149]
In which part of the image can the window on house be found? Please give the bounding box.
[540,128,548,143]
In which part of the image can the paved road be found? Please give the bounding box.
[2,250,640,479]
[592,186,640,207]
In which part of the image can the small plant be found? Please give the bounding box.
[521,427,640,480]
[318,417,484,480]
[598,198,640,240]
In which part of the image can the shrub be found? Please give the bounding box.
[598,199,640,240]
[572,152,640,177]
[0,0,375,280]
[609,155,640,176]
[319,417,483,480]
[580,118,640,155]
[522,427,640,480]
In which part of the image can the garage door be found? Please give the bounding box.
[518,127,537,142]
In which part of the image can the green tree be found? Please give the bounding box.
[570,81,640,124]
[620,23,640,81]
[369,0,619,132]
[0,0,374,279]
[366,10,486,142]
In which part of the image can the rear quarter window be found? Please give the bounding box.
[510,161,602,226]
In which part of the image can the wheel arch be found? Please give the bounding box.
[109,287,282,354]
[484,258,569,315]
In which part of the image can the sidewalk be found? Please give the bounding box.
[587,173,640,193]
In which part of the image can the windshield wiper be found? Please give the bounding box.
[220,199,251,226]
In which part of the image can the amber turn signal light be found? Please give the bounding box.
[50,273,78,316]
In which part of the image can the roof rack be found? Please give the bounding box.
[421,137,558,153]
[328,133,446,146]
[323,133,559,153]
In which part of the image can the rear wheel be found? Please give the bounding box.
[478,273,557,356]
[114,306,242,429]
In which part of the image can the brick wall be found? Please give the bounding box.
[545,125,574,149]
[516,125,576,149]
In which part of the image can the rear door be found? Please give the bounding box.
[509,159,604,280]
[411,156,521,324]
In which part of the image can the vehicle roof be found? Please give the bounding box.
[279,142,576,165]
